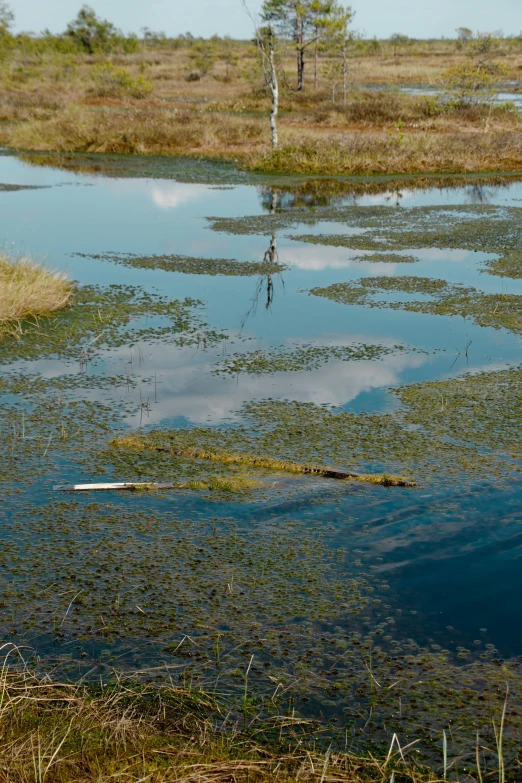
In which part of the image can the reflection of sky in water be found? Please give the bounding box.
[2,154,522,658]
[0,154,519,425]
[26,339,426,428]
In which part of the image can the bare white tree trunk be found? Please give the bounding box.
[343,45,347,105]
[241,2,279,150]
[268,31,279,149]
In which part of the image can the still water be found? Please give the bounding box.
[0,151,521,681]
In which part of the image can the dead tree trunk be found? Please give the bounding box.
[240,2,279,150]
[268,29,279,149]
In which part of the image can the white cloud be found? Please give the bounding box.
[118,343,428,427]
[102,178,212,210]
[150,183,210,209]
[279,243,398,275]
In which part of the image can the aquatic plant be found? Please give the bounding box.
[75,251,286,277]
[310,276,522,335]
[213,341,413,376]
[0,283,214,364]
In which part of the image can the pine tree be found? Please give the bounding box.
[261,0,351,91]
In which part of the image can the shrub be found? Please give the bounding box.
[91,61,152,98]
[442,61,506,108]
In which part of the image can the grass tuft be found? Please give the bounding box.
[0,253,74,337]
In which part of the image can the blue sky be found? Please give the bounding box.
[11,0,521,39]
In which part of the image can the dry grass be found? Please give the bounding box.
[3,99,520,175]
[3,105,265,155]
[0,39,520,175]
[244,130,522,175]
[0,652,439,783]
[0,254,73,336]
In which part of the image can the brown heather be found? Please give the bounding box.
[0,38,521,174]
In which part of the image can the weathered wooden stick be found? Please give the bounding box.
[53,482,174,492]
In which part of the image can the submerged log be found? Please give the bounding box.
[151,446,416,487]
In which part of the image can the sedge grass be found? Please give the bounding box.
[0,254,74,337]
[0,655,441,783]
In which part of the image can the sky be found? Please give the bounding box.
[11,0,521,39]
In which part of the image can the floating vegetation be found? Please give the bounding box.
[310,276,522,334]
[17,151,260,184]
[213,342,414,376]
[74,251,286,277]
[111,434,415,487]
[482,250,522,278]
[0,182,47,192]
[107,361,522,485]
[176,475,264,493]
[352,252,418,264]
[209,202,522,280]
[0,488,521,770]
[0,283,215,364]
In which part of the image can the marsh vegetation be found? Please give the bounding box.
[0,5,520,173]
[1,3,522,780]
[0,253,73,337]
[1,154,522,780]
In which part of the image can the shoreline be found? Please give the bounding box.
[9,145,522,184]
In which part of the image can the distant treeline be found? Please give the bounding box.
[1,3,521,57]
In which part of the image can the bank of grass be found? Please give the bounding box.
[0,661,441,783]
[244,131,522,175]
[1,32,522,175]
[3,98,522,175]
[0,254,73,336]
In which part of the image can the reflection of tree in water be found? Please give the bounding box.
[258,183,354,210]
[257,177,516,212]
[241,191,283,328]
[466,183,493,204]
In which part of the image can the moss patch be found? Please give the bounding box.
[310,276,522,335]
[213,342,415,377]
[111,435,415,487]
[74,251,286,277]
